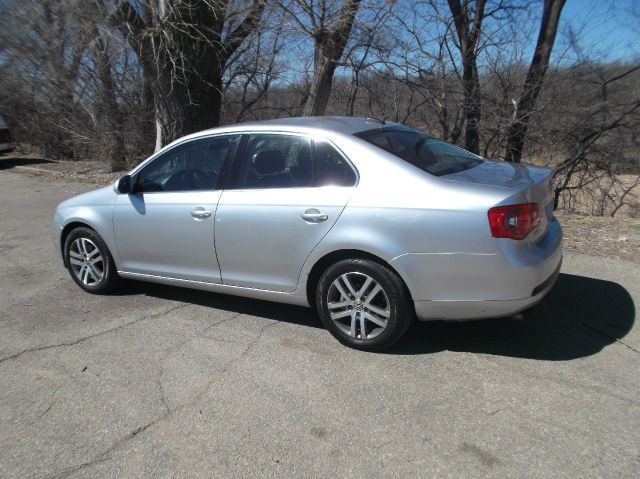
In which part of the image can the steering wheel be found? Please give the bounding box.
[164,169,211,191]
[182,169,210,189]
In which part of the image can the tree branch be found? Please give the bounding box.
[222,0,266,65]
[109,1,146,56]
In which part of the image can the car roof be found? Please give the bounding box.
[239,116,395,134]
[183,116,401,141]
[152,116,409,160]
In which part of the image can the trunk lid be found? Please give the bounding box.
[443,159,551,190]
[444,159,555,242]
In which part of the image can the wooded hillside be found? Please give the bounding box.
[0,1,638,215]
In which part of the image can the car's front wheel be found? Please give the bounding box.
[316,259,413,351]
[64,227,121,293]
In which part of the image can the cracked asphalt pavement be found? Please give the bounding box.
[0,169,639,478]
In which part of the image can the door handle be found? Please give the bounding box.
[191,207,212,219]
[301,208,328,223]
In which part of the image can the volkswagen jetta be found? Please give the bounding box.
[52,117,562,350]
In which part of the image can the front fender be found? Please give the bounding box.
[55,204,120,268]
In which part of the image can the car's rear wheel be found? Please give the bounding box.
[316,259,413,351]
[64,227,121,293]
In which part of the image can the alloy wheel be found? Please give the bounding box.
[326,272,390,340]
[68,238,104,286]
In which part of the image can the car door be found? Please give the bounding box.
[215,133,357,292]
[113,134,241,283]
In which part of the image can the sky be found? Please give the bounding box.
[558,0,639,62]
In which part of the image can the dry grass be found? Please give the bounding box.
[556,173,640,218]
[557,213,640,263]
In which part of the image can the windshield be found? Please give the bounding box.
[355,126,483,176]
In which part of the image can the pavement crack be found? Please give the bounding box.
[0,303,188,365]
[1,388,61,442]
[35,455,113,479]
[157,311,242,414]
[36,418,159,479]
[582,322,640,354]
[33,398,57,423]
[223,320,279,373]
[171,318,279,411]
[33,317,278,479]
[156,317,278,418]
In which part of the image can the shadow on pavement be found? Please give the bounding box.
[389,273,636,360]
[122,272,634,360]
[121,281,323,330]
[0,156,54,169]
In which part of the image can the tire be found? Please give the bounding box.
[316,259,413,351]
[63,227,121,294]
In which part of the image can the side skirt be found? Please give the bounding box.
[117,271,310,307]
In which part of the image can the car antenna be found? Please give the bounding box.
[366,116,387,125]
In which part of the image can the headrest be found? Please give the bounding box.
[253,149,285,175]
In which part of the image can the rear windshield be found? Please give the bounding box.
[355,126,483,176]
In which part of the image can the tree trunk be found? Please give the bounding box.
[41,0,88,159]
[113,0,264,147]
[303,40,341,116]
[93,33,126,171]
[446,0,486,155]
[505,0,566,163]
[461,55,481,154]
[148,62,224,145]
[302,0,361,116]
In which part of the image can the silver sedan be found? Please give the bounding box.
[52,117,562,350]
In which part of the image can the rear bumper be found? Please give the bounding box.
[413,258,561,320]
[391,218,563,320]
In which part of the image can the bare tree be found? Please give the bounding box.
[385,1,464,140]
[446,0,486,154]
[1,0,638,220]
[0,0,93,158]
[340,2,395,117]
[82,0,127,171]
[281,0,362,116]
[111,0,265,148]
[222,4,288,123]
[505,0,566,163]
[552,65,640,216]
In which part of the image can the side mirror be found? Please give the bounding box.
[115,175,133,194]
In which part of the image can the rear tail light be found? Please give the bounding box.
[488,203,541,240]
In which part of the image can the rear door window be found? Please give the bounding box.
[230,134,357,189]
[234,134,312,189]
[313,140,357,186]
